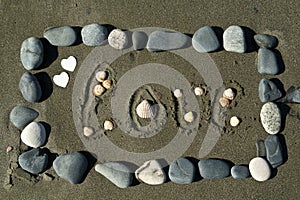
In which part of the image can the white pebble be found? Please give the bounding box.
[194,87,204,96]
[135,160,166,185]
[230,116,240,127]
[95,71,107,82]
[108,29,128,50]
[173,89,182,98]
[249,157,271,182]
[184,111,194,123]
[83,127,94,137]
[223,25,246,53]
[104,120,114,131]
[21,122,46,148]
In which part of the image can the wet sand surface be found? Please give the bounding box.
[1,1,300,199]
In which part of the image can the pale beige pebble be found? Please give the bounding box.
[6,146,13,153]
[136,100,154,119]
[135,160,166,185]
[42,173,54,181]
[219,97,230,107]
[102,80,112,89]
[83,127,94,137]
[230,116,240,127]
[108,29,128,50]
[194,86,204,96]
[173,89,182,98]
[184,111,194,123]
[223,88,235,100]
[104,120,114,131]
[249,157,271,182]
[93,84,105,96]
[95,71,107,82]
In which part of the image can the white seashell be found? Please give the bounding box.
[219,97,230,107]
[95,71,107,82]
[108,29,128,50]
[230,116,240,127]
[194,86,204,96]
[173,89,182,98]
[136,100,154,119]
[184,111,194,123]
[6,146,13,153]
[93,84,105,96]
[223,88,235,100]
[102,80,112,89]
[83,127,94,137]
[104,120,114,131]
[21,122,46,148]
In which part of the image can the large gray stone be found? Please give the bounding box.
[53,152,88,184]
[259,78,282,102]
[254,34,278,49]
[81,23,108,46]
[10,105,39,129]
[43,26,77,46]
[192,26,220,53]
[18,148,48,174]
[132,31,147,50]
[20,37,43,70]
[258,48,280,75]
[265,135,284,168]
[19,72,42,102]
[95,162,133,188]
[169,158,195,184]
[231,165,250,179]
[198,159,231,179]
[223,25,246,53]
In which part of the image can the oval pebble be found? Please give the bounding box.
[192,26,220,53]
[260,102,281,134]
[198,158,231,179]
[10,105,39,129]
[231,165,250,179]
[108,29,128,50]
[43,26,77,46]
[249,157,271,182]
[254,34,278,49]
[21,122,46,148]
[135,160,166,185]
[169,158,195,184]
[18,148,48,174]
[81,23,108,46]
[19,72,42,102]
[223,25,246,53]
[20,37,43,70]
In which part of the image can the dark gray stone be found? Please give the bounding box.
[43,26,77,46]
[81,24,108,46]
[18,148,48,174]
[192,26,220,53]
[10,105,39,129]
[132,31,147,50]
[259,78,282,102]
[169,158,195,184]
[95,162,133,188]
[146,31,189,52]
[198,159,231,179]
[254,34,278,49]
[19,72,42,102]
[258,48,280,75]
[53,152,88,184]
[284,86,300,103]
[231,165,250,179]
[256,140,266,157]
[265,135,284,168]
[20,37,43,70]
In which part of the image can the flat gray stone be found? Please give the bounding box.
[20,37,43,70]
[132,31,147,50]
[284,86,300,103]
[231,165,250,179]
[169,158,195,184]
[146,31,189,52]
[10,105,39,129]
[254,34,278,48]
[19,72,42,102]
[260,102,281,135]
[256,140,266,157]
[81,23,108,46]
[265,135,284,168]
[192,26,220,53]
[18,148,48,174]
[95,162,133,188]
[53,152,88,184]
[259,78,282,102]
[43,26,77,46]
[223,25,246,53]
[198,159,231,179]
[258,48,280,75]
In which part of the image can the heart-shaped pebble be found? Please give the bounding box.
[53,72,69,88]
[61,56,77,72]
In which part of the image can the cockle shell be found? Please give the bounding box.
[223,88,235,100]
[194,87,204,96]
[104,120,114,131]
[136,100,154,119]
[219,97,230,107]
[102,80,112,89]
[173,89,182,98]
[230,116,240,127]
[83,127,94,137]
[95,71,107,82]
[184,111,194,123]
[93,84,105,96]
[108,29,128,50]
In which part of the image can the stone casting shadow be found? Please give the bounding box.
[71,26,83,46]
[277,103,291,132]
[78,151,97,184]
[42,148,58,172]
[277,134,289,166]
[118,161,140,186]
[185,157,202,182]
[273,49,286,74]
[40,121,51,146]
[35,72,53,102]
[39,38,58,70]
[211,26,224,52]
[270,78,286,98]
[241,26,258,53]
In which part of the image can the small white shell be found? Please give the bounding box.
[95,71,107,82]
[184,111,194,123]
[104,120,114,131]
[93,84,105,96]
[83,127,94,137]
[173,89,182,98]
[102,80,112,89]
[194,87,204,96]
[219,97,230,107]
[6,146,13,153]
[136,100,154,119]
[230,116,240,127]
[223,88,235,100]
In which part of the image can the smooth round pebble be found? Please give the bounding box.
[192,26,220,53]
[259,78,282,102]
[254,34,278,49]
[132,31,148,50]
[21,122,46,148]
[194,87,204,96]
[83,127,94,137]
[223,25,246,53]
[18,148,48,174]
[198,159,231,179]
[108,29,128,50]
[231,165,250,179]
[257,48,280,75]
[260,102,281,134]
[169,158,195,184]
[184,111,194,123]
[103,120,114,131]
[10,105,39,129]
[81,23,108,46]
[20,37,43,70]
[249,157,271,182]
[135,160,166,185]
[19,72,42,102]
[230,116,240,127]
[173,89,183,98]
[43,26,77,46]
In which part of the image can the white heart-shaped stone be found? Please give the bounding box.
[53,72,69,88]
[61,56,77,72]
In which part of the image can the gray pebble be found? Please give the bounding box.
[231,165,250,179]
[18,148,48,174]
[19,72,42,102]
[198,159,231,179]
[132,31,147,50]
[53,152,88,184]
[81,23,108,46]
[256,140,266,157]
[169,158,195,184]
[284,86,300,103]
[223,25,246,53]
[20,37,43,70]
[265,135,284,168]
[43,26,77,46]
[10,105,39,129]
[192,26,220,53]
[258,48,280,75]
[254,34,278,49]
[95,162,133,188]
[259,78,282,102]
[146,30,189,52]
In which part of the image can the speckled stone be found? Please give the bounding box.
[265,135,284,168]
[43,26,77,46]
[192,26,220,53]
[18,148,48,174]
[198,159,231,179]
[260,102,281,134]
[258,78,282,102]
[81,23,108,46]
[223,25,246,53]
[19,72,42,102]
[20,37,43,70]
[258,48,280,75]
[231,165,250,179]
[169,158,195,184]
[254,34,278,48]
[10,105,39,129]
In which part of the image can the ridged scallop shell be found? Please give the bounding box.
[95,71,107,82]
[136,100,154,119]
[173,89,182,98]
[184,111,194,123]
[194,87,204,96]
[93,84,105,96]
[223,88,235,100]
[103,120,114,131]
[102,80,112,89]
[219,97,230,107]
